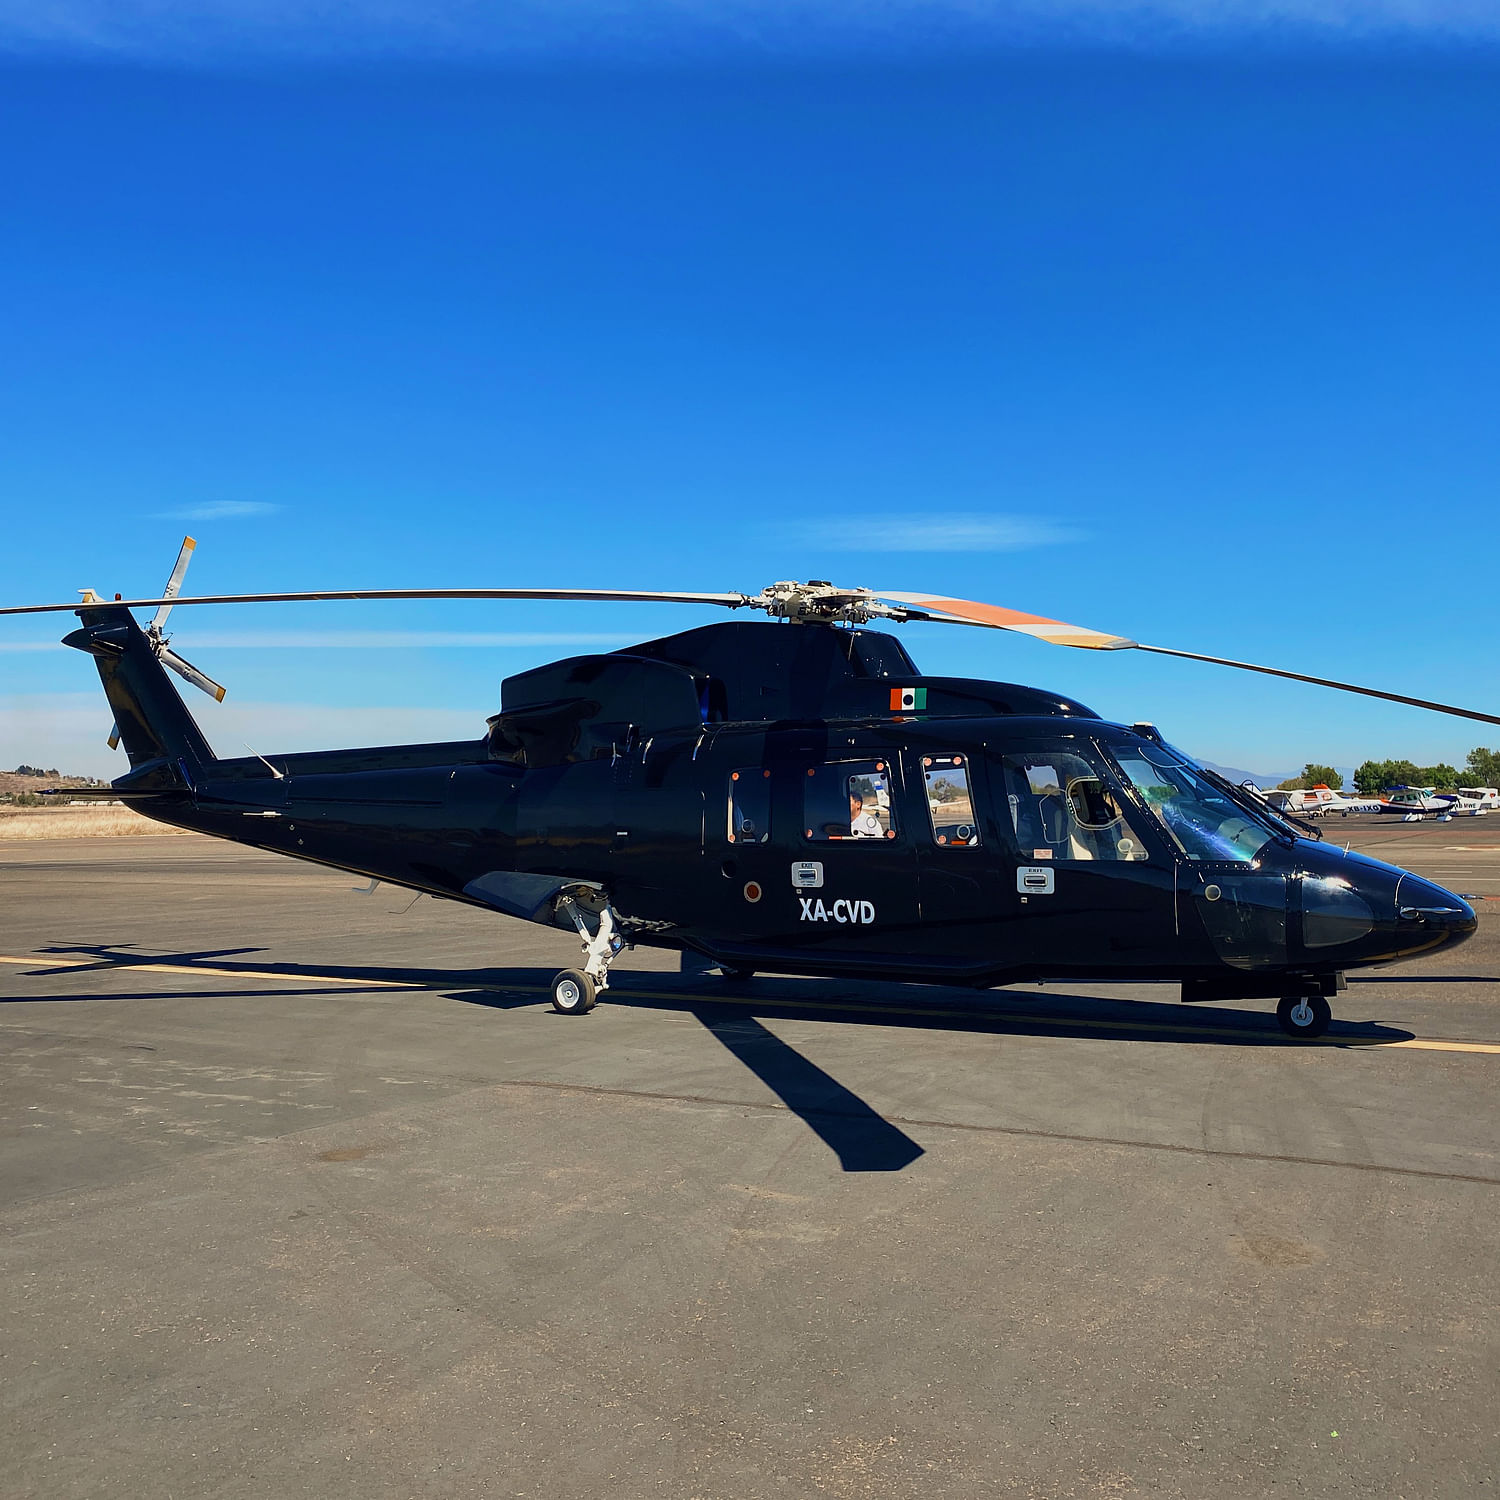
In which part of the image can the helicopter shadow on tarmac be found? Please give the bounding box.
[11,942,1417,1175]
[447,962,1418,1174]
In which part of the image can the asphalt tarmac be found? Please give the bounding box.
[2,816,1497,1499]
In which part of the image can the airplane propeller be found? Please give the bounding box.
[6,566,1497,730]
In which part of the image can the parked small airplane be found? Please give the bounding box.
[1440,789,1491,817]
[1330,789,1385,815]
[1262,785,1380,818]
[1378,787,1457,818]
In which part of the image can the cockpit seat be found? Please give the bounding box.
[1037,793,1069,851]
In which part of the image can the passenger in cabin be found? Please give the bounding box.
[849,790,884,838]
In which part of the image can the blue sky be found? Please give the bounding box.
[1,5,1498,780]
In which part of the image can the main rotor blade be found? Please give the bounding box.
[1134,643,1500,728]
[161,648,228,703]
[873,592,1136,649]
[0,586,749,617]
[150,535,196,633]
[13,569,1496,728]
[877,590,1500,727]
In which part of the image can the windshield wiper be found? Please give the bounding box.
[1197,765,1323,842]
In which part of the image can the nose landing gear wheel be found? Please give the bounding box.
[551,969,597,1015]
[1277,994,1331,1039]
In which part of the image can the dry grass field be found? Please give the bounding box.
[0,804,197,840]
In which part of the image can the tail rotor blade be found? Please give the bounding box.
[161,648,227,703]
[107,722,121,750]
[150,535,197,633]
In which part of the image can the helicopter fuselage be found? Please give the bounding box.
[135,712,1475,1000]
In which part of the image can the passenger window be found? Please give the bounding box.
[921,755,980,846]
[804,760,897,842]
[1000,752,1148,862]
[727,768,771,844]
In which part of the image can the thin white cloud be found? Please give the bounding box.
[798,513,1080,553]
[0,631,635,650]
[149,501,282,521]
[0,0,1495,61]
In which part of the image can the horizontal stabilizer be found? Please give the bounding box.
[39,786,167,800]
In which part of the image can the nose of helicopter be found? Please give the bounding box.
[1295,850,1477,963]
[1393,872,1479,946]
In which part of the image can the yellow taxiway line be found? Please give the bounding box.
[1384,1038,1500,1055]
[0,952,418,988]
[3,952,1499,1054]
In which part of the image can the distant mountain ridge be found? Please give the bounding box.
[1195,759,1358,790]
[1196,758,1297,789]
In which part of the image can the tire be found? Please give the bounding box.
[719,965,756,983]
[551,969,597,1015]
[1277,994,1331,1039]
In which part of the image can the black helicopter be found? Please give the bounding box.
[6,544,1493,1038]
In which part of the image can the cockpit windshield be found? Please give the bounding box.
[1107,740,1277,863]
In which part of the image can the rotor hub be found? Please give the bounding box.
[742,580,909,627]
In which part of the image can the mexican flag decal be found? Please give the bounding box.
[891,686,927,712]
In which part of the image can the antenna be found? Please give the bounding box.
[243,743,285,780]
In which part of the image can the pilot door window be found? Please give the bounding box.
[804,761,897,842]
[921,756,980,846]
[1000,752,1149,862]
[727,769,772,844]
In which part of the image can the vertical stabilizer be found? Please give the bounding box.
[63,606,216,776]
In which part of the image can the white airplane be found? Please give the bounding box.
[1377,787,1456,819]
[1325,788,1384,815]
[1457,786,1500,813]
[1263,784,1379,817]
[1442,789,1492,817]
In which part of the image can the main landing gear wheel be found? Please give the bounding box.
[553,893,625,1012]
[551,969,597,1015]
[1277,994,1331,1040]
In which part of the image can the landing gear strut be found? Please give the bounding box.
[551,897,624,1015]
[1277,994,1332,1039]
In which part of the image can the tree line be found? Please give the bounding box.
[1276,747,1500,793]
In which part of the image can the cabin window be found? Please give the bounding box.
[999,752,1149,862]
[727,768,771,844]
[921,755,980,846]
[804,760,897,842]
